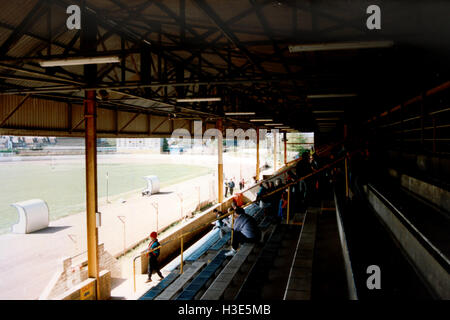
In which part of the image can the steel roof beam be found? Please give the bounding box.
[0,1,47,57]
[192,0,267,76]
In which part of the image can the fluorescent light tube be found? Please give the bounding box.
[250,119,273,122]
[177,97,221,102]
[312,110,344,113]
[307,94,357,99]
[39,56,120,67]
[224,112,256,116]
[265,123,283,126]
[289,41,394,53]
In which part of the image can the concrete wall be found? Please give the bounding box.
[388,168,450,213]
[386,150,450,182]
[365,185,450,299]
[39,243,119,300]
[402,174,450,213]
[56,270,111,300]
[334,193,358,300]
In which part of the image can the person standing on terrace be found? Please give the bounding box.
[146,231,164,283]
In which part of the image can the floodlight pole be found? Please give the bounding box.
[106,171,111,203]
[117,216,126,255]
[177,193,184,220]
[196,186,201,208]
[151,202,159,233]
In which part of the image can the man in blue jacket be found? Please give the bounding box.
[225,207,261,257]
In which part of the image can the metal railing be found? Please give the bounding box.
[132,147,351,293]
[368,80,450,154]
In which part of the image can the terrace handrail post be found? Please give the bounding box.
[345,155,350,199]
[230,211,235,249]
[180,235,184,274]
[287,187,291,224]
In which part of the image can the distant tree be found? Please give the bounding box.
[161,138,170,153]
[287,133,309,156]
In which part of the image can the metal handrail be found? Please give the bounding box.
[132,149,351,293]
[242,141,340,194]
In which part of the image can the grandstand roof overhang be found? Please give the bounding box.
[0,0,449,138]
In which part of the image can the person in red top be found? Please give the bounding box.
[277,191,288,222]
[146,231,164,283]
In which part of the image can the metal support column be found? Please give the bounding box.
[84,90,100,299]
[283,132,287,165]
[180,235,184,274]
[273,130,277,171]
[81,8,100,299]
[256,128,260,181]
[421,93,425,146]
[286,187,291,224]
[432,117,437,153]
[217,119,224,203]
[345,156,349,199]
[344,122,349,199]
[400,103,404,150]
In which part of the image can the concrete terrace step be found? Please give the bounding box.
[186,231,221,261]
[139,270,180,300]
[175,250,229,300]
[210,232,231,251]
[201,243,256,300]
[235,223,303,300]
[155,261,206,300]
[199,216,276,300]
[284,208,318,300]
[290,212,306,225]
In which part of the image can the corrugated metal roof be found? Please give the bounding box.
[7,34,42,58]
[0,0,37,28]
[0,0,428,138]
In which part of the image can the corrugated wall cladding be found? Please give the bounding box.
[71,103,85,131]
[96,107,115,133]
[0,94,70,129]
[150,115,171,134]
[0,95,220,138]
[117,111,147,133]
